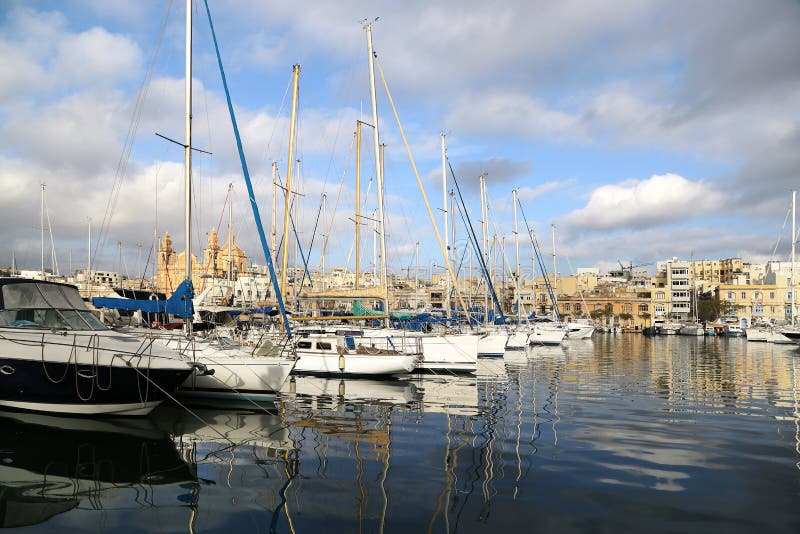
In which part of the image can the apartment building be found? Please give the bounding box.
[653,258,692,322]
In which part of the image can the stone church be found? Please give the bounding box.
[156,229,247,294]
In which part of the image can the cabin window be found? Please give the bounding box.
[316,342,332,350]
[297,341,312,349]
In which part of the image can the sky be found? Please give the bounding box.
[1,0,799,281]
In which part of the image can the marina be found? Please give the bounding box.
[1,2,799,532]
[3,335,800,532]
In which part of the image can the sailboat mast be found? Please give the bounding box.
[183,0,193,336]
[551,223,557,302]
[40,184,45,277]
[441,133,451,317]
[271,162,278,266]
[480,174,488,325]
[365,23,390,327]
[227,183,233,281]
[513,188,521,322]
[281,64,300,299]
[415,241,419,309]
[355,120,362,290]
[791,190,797,326]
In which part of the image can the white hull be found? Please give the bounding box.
[294,352,417,375]
[163,337,295,396]
[478,332,507,357]
[529,325,566,345]
[678,324,704,336]
[565,324,595,339]
[505,331,529,350]
[366,329,478,372]
[745,327,795,344]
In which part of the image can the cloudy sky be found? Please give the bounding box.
[1,0,799,281]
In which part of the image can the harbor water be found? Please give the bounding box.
[4,335,800,532]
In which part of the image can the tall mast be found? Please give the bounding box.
[551,223,557,303]
[415,241,419,309]
[40,183,45,277]
[87,218,92,295]
[441,133,451,317]
[183,0,193,335]
[281,64,300,298]
[271,162,278,267]
[355,121,362,290]
[321,193,327,279]
[791,190,797,326]
[227,183,233,281]
[513,188,521,322]
[365,22,389,326]
[480,174,488,326]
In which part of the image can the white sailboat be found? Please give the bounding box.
[167,0,295,400]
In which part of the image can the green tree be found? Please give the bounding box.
[697,298,720,322]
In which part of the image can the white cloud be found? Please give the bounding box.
[517,181,568,202]
[563,173,727,231]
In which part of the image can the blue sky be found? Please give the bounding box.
[1,0,799,280]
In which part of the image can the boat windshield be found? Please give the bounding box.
[0,282,108,331]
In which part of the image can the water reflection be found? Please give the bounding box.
[4,336,800,532]
[0,411,195,529]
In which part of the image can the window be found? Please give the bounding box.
[741,292,746,299]
[656,292,665,300]
[672,280,689,286]
[315,342,332,350]
[754,292,760,300]
[639,304,649,313]
[770,291,775,299]
[655,304,665,314]
[296,341,312,349]
[623,304,632,313]
[564,303,571,312]
[727,291,734,300]
[575,303,581,313]
[753,305,764,315]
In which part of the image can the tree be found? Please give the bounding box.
[619,312,634,325]
[639,311,651,326]
[590,309,604,321]
[697,298,720,322]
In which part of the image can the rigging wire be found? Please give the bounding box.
[93,0,173,272]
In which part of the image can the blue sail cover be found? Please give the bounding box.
[92,280,194,318]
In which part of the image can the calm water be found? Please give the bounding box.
[4,335,800,533]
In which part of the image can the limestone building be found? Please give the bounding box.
[156,229,247,294]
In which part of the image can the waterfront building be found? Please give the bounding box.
[716,283,787,325]
[653,258,692,322]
